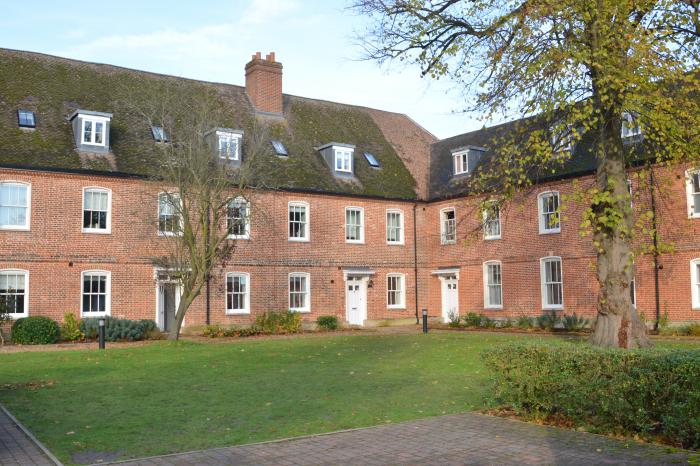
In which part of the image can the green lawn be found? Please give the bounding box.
[0,332,696,464]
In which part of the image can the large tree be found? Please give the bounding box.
[354,0,700,347]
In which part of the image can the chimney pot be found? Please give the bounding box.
[245,51,283,115]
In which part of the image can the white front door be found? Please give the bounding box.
[441,277,459,322]
[346,277,366,326]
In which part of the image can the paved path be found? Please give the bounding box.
[0,406,59,466]
[106,412,692,466]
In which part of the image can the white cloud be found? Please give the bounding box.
[241,0,301,25]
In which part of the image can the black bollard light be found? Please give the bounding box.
[422,308,428,333]
[98,317,106,350]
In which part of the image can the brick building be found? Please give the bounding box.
[1,48,698,331]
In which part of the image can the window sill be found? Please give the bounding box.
[689,213,700,219]
[539,229,560,235]
[82,142,107,147]
[388,305,406,310]
[387,242,405,246]
[158,231,183,237]
[289,309,311,313]
[542,306,563,311]
[345,240,365,245]
[225,310,250,315]
[441,241,457,245]
[0,225,30,231]
[80,312,111,318]
[9,313,28,319]
[82,228,111,235]
[485,305,503,310]
[227,235,250,240]
[288,237,310,243]
[484,236,501,241]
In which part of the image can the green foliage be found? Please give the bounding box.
[659,309,670,329]
[561,313,590,332]
[80,317,157,342]
[516,316,534,330]
[255,311,302,334]
[11,317,60,345]
[659,323,700,337]
[0,300,12,345]
[463,312,482,327]
[483,343,700,449]
[316,315,339,331]
[536,310,561,331]
[60,313,84,342]
[447,310,461,328]
[497,318,513,329]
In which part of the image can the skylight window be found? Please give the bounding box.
[151,125,169,143]
[17,110,35,128]
[271,140,288,156]
[364,152,380,168]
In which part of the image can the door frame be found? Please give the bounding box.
[431,268,461,323]
[344,274,369,326]
[154,268,183,331]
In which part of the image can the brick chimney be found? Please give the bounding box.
[245,51,283,115]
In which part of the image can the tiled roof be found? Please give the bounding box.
[0,48,429,200]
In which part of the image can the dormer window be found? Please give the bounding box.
[17,110,35,128]
[335,148,353,173]
[271,140,288,156]
[69,110,112,152]
[151,125,169,143]
[364,152,380,168]
[621,112,641,139]
[453,149,469,175]
[217,131,242,161]
[82,118,107,146]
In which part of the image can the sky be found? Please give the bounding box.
[0,0,487,139]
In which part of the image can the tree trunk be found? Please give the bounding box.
[590,113,651,348]
[168,291,198,341]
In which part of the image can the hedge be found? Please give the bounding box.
[81,317,157,342]
[483,343,700,449]
[11,317,60,344]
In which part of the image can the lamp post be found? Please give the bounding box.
[98,317,106,350]
[422,309,428,334]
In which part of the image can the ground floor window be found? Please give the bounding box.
[289,272,310,312]
[540,257,563,309]
[483,261,502,308]
[0,270,28,317]
[226,272,249,314]
[387,273,405,309]
[81,270,110,316]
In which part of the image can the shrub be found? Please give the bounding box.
[688,323,700,336]
[255,311,302,334]
[60,313,84,341]
[497,318,512,329]
[479,314,496,328]
[11,317,60,345]
[0,301,12,345]
[446,310,461,328]
[80,317,157,342]
[483,343,700,449]
[562,313,589,331]
[536,310,560,330]
[516,316,534,330]
[463,312,481,327]
[317,315,339,331]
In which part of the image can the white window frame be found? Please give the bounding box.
[630,276,637,309]
[621,111,642,139]
[452,149,469,175]
[288,272,311,313]
[80,270,111,317]
[685,169,700,219]
[387,273,406,309]
[0,181,31,231]
[691,259,700,310]
[157,192,182,237]
[386,209,405,245]
[540,257,564,310]
[483,202,501,240]
[538,191,561,234]
[217,131,242,161]
[483,261,503,309]
[288,201,310,242]
[81,116,108,147]
[345,206,365,244]
[0,269,29,318]
[334,148,353,173]
[82,187,112,234]
[440,207,456,244]
[227,196,250,240]
[225,272,250,315]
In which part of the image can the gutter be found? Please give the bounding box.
[413,203,420,324]
[649,167,661,331]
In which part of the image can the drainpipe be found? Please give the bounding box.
[205,208,211,326]
[649,167,661,331]
[413,203,420,324]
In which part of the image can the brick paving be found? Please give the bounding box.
[105,412,692,466]
[0,406,59,466]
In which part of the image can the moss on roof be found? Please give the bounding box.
[0,49,418,199]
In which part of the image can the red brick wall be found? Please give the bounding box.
[2,163,700,328]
